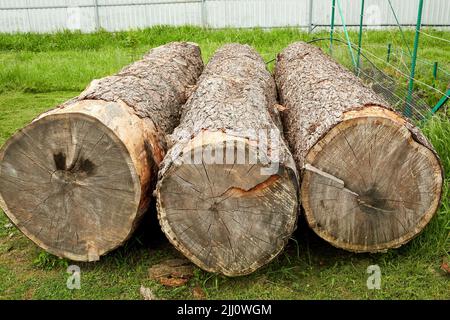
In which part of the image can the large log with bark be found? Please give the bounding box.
[156,44,299,276]
[0,42,203,261]
[275,42,443,253]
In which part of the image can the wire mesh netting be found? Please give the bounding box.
[267,32,450,123]
[289,0,447,123]
[310,0,450,123]
[357,48,439,122]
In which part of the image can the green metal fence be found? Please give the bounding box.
[327,0,449,122]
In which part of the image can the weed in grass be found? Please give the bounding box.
[33,251,69,270]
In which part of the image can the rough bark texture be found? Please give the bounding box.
[156,44,299,276]
[0,42,203,261]
[275,42,443,253]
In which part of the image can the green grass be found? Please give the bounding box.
[0,26,449,300]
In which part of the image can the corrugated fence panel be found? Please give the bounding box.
[312,0,450,27]
[205,0,309,28]
[0,0,448,33]
[98,1,202,31]
[422,0,450,26]
[0,0,97,32]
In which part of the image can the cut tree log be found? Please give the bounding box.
[156,44,299,276]
[275,42,443,252]
[0,42,203,261]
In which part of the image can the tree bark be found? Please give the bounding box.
[275,42,443,253]
[156,44,299,276]
[0,42,203,261]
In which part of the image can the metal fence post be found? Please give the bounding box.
[201,0,207,28]
[94,0,100,31]
[432,62,438,88]
[336,0,357,70]
[330,0,336,55]
[431,89,450,114]
[308,0,313,33]
[405,0,424,117]
[387,43,392,62]
[356,0,365,75]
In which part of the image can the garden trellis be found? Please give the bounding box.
[325,0,450,122]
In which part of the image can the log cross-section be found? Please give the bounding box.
[0,42,203,261]
[156,44,299,276]
[275,42,443,252]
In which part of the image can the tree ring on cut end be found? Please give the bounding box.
[157,132,298,276]
[0,112,141,261]
[301,106,443,252]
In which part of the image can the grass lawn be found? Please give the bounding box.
[0,26,448,300]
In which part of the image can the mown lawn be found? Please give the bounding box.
[0,26,448,300]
